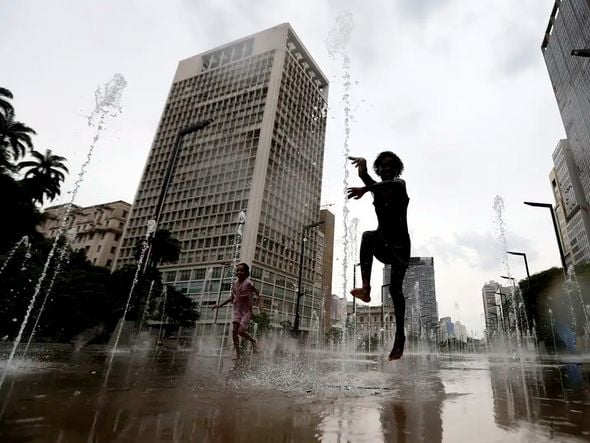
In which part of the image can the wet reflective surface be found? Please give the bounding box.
[0,347,589,442]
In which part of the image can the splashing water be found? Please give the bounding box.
[326,11,354,300]
[0,75,127,390]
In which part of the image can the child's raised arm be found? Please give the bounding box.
[349,156,376,186]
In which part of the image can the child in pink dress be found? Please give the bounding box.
[212,263,262,359]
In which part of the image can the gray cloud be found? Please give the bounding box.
[395,0,451,22]
[493,18,543,77]
[414,229,538,272]
[454,230,538,271]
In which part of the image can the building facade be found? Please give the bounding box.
[38,201,131,269]
[114,24,329,338]
[542,1,590,267]
[482,281,501,337]
[551,139,590,266]
[346,302,394,348]
[383,257,438,334]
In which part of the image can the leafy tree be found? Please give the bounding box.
[0,89,68,253]
[0,87,14,116]
[517,267,588,351]
[0,173,44,253]
[252,311,271,335]
[135,229,181,269]
[155,285,199,330]
[37,249,113,342]
[324,326,342,344]
[18,149,68,204]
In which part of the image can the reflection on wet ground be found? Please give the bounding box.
[0,347,589,442]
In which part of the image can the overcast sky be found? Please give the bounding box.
[1,0,564,336]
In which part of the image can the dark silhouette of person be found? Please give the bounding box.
[346,152,410,360]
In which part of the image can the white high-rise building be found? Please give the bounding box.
[115,24,329,337]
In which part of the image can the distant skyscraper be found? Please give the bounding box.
[482,281,501,336]
[542,1,590,266]
[383,257,438,333]
[551,140,590,266]
[115,24,329,337]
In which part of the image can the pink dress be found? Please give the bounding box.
[231,278,255,331]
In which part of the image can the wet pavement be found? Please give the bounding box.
[0,347,589,442]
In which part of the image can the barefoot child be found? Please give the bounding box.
[346,152,410,360]
[212,263,262,359]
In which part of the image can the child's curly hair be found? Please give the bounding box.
[373,151,404,178]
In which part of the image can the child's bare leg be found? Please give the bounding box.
[388,267,407,361]
[239,330,258,353]
[351,231,373,303]
[232,322,241,359]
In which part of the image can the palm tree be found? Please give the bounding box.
[18,149,69,204]
[0,87,14,117]
[0,109,36,161]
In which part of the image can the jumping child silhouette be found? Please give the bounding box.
[346,152,410,360]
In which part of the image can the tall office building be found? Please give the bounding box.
[482,281,501,337]
[383,257,438,333]
[542,1,590,266]
[115,24,329,337]
[551,140,590,266]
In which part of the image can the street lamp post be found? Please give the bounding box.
[143,118,213,272]
[293,220,325,335]
[506,251,530,283]
[523,201,567,273]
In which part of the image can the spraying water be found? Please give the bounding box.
[134,279,156,350]
[566,266,589,343]
[0,236,29,277]
[111,219,157,352]
[155,285,168,348]
[326,11,354,301]
[0,75,127,390]
[493,195,523,347]
[22,228,77,357]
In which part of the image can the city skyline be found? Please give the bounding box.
[1,0,566,335]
